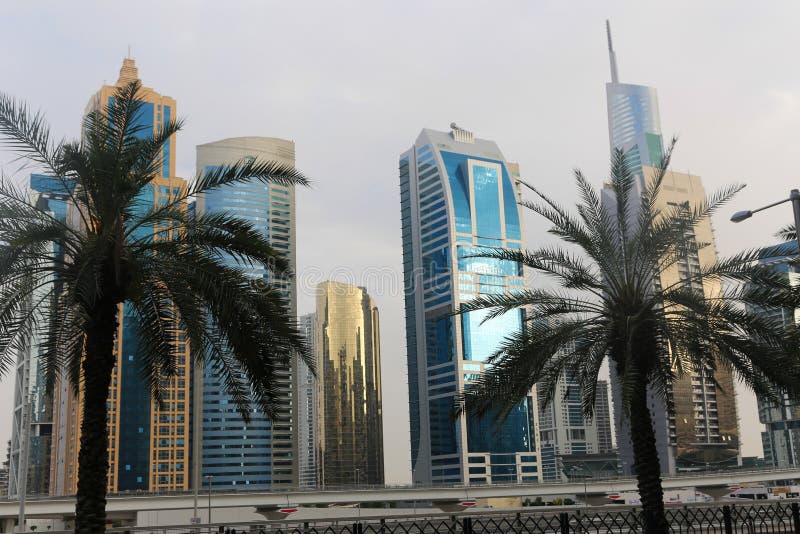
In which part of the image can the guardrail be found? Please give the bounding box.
[6,465,800,502]
[79,500,800,534]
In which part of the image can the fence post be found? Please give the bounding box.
[515,512,522,533]
[462,516,473,534]
[792,502,800,534]
[723,505,733,534]
[559,511,570,534]
[380,518,386,534]
[353,522,363,534]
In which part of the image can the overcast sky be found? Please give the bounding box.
[2,1,799,484]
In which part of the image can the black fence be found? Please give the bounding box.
[106,501,800,534]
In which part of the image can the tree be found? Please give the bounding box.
[454,143,800,533]
[0,81,312,532]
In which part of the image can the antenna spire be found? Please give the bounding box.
[606,20,619,83]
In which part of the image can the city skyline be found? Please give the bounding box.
[3,2,800,484]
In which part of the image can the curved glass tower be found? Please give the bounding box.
[605,20,664,181]
[399,125,539,485]
[195,136,297,490]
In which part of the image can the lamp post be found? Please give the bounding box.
[731,189,800,254]
[568,465,589,506]
[205,475,213,526]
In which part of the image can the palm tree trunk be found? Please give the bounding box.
[629,383,668,534]
[75,297,118,534]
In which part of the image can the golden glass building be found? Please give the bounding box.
[314,282,384,486]
[50,58,191,494]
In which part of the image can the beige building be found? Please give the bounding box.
[315,281,384,487]
[606,167,740,475]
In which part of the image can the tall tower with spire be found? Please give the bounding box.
[602,23,740,476]
[605,20,664,182]
[50,58,191,495]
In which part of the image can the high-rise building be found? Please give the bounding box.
[50,57,191,494]
[297,313,317,488]
[749,244,800,467]
[400,125,540,485]
[8,175,71,497]
[538,373,615,481]
[195,136,298,489]
[602,168,740,474]
[314,282,383,487]
[604,23,740,475]
[605,21,664,182]
[594,380,614,455]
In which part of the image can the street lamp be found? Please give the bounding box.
[568,465,589,507]
[731,189,800,254]
[205,475,213,525]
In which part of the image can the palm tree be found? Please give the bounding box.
[0,81,311,532]
[455,143,800,533]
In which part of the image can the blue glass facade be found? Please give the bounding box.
[606,82,663,183]
[200,174,274,489]
[196,140,296,490]
[8,175,73,496]
[400,128,538,485]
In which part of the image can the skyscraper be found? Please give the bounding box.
[537,373,614,481]
[50,58,191,494]
[603,169,740,474]
[314,282,383,487]
[594,380,614,455]
[195,136,298,489]
[297,313,317,488]
[9,175,71,497]
[749,244,800,467]
[400,125,539,485]
[605,20,664,182]
[604,23,740,475]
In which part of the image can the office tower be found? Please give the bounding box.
[537,372,615,481]
[314,282,384,487]
[195,136,298,489]
[603,24,739,475]
[297,313,317,488]
[605,20,664,182]
[50,58,191,494]
[602,167,740,474]
[399,125,539,485]
[8,175,71,497]
[748,244,800,467]
[594,380,614,454]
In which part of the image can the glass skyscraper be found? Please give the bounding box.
[400,125,539,485]
[297,313,317,488]
[8,175,72,498]
[314,282,383,487]
[605,20,664,183]
[195,136,298,490]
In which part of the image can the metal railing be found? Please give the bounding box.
[89,500,800,534]
[7,465,800,502]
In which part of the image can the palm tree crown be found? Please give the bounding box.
[0,80,312,532]
[456,143,800,533]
